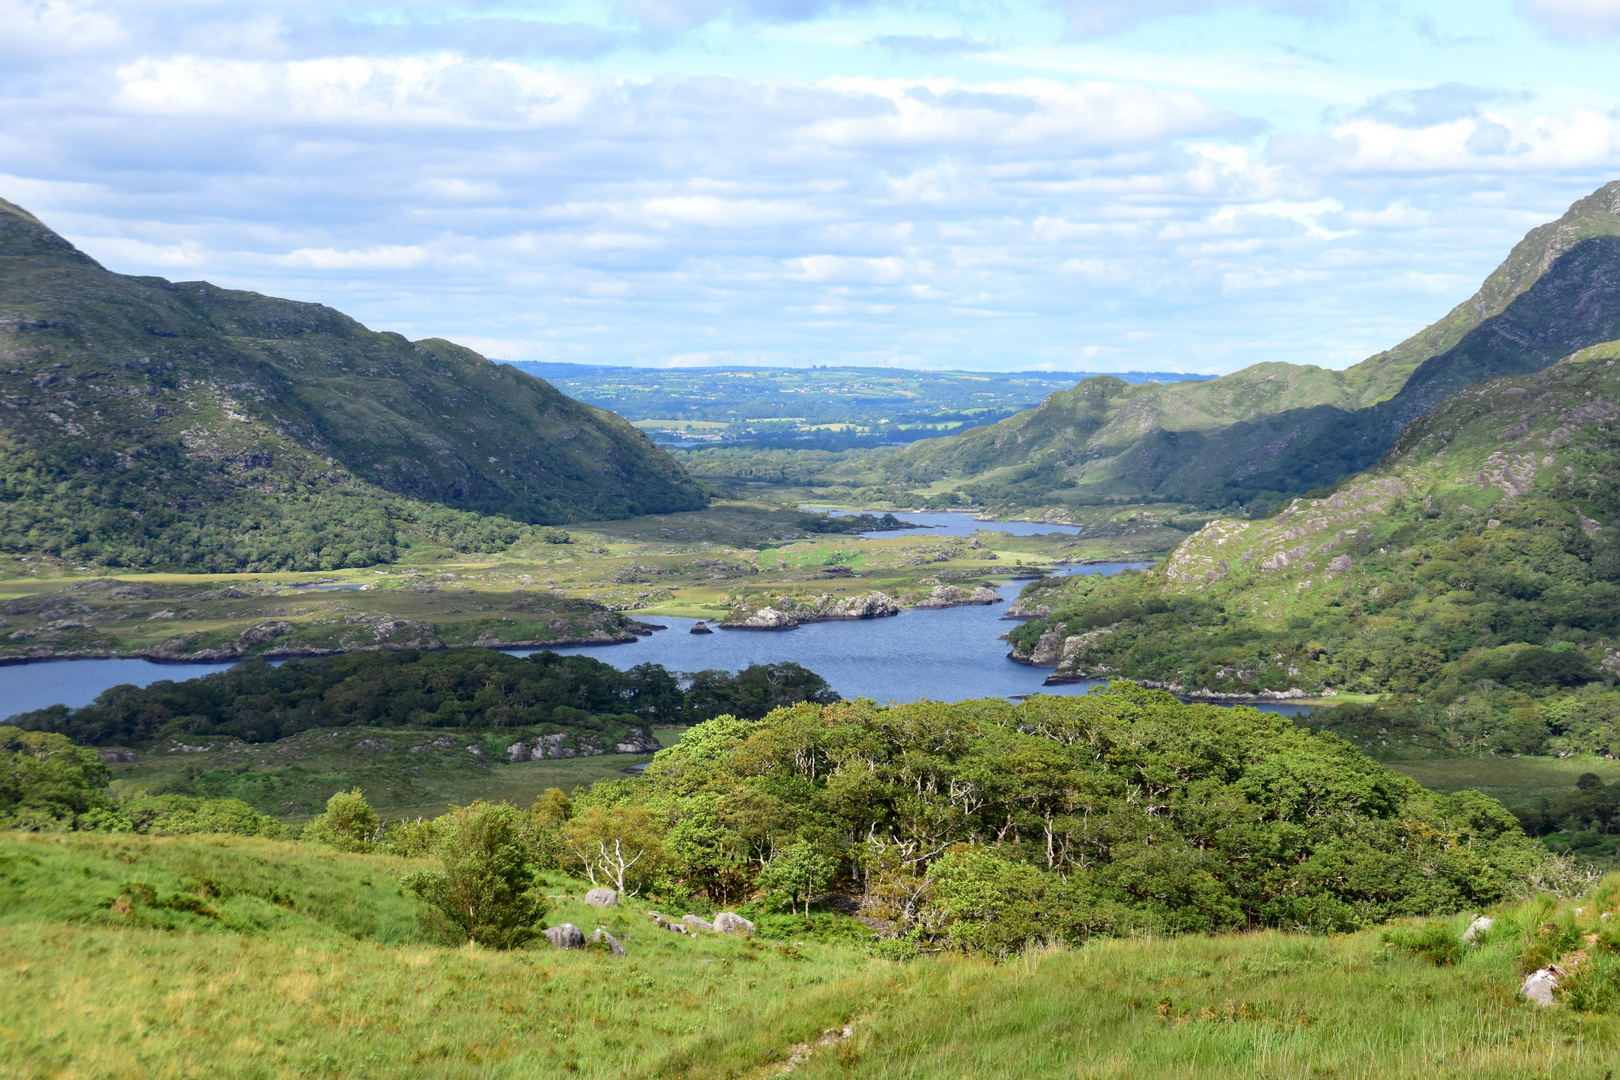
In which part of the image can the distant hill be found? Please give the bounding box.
[1006,349,1620,752]
[0,199,705,572]
[857,182,1620,514]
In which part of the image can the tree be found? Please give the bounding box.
[525,787,573,869]
[303,788,379,851]
[402,801,545,948]
[0,726,127,831]
[561,805,663,896]
[756,839,839,915]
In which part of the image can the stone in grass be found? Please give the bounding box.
[589,928,626,956]
[544,922,586,949]
[713,912,754,934]
[1522,967,1560,1006]
[682,914,715,931]
[583,888,619,907]
[1462,915,1493,946]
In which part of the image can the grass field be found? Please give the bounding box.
[105,727,686,821]
[1385,754,1620,809]
[5,830,1620,1079]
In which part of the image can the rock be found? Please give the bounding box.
[820,592,901,620]
[689,621,714,634]
[734,606,798,630]
[682,914,715,931]
[613,730,663,754]
[589,928,626,955]
[1462,915,1493,945]
[1522,967,1560,1006]
[583,888,619,908]
[713,912,754,934]
[543,922,586,949]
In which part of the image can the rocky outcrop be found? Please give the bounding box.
[815,592,901,620]
[912,585,1001,609]
[583,888,619,908]
[1463,915,1493,946]
[689,621,714,634]
[544,922,586,949]
[722,606,799,631]
[681,914,715,931]
[613,730,662,754]
[1522,966,1560,1006]
[506,732,606,761]
[1003,597,1051,620]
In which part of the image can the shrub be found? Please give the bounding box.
[303,789,379,852]
[1381,921,1462,967]
[402,801,544,948]
[123,795,284,838]
[383,817,444,858]
[0,726,128,831]
[561,804,664,896]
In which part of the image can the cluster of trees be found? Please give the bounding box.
[7,650,838,748]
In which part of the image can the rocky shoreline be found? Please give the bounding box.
[719,586,1002,630]
[1006,624,1319,701]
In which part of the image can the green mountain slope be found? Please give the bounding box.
[1006,352,1620,751]
[856,182,1620,515]
[0,198,704,571]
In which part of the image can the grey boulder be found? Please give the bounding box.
[1462,915,1493,946]
[713,912,755,934]
[682,914,715,931]
[589,928,626,955]
[1522,967,1560,1006]
[583,888,619,908]
[543,922,586,949]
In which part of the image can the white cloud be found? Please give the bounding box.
[1520,0,1620,39]
[278,245,429,270]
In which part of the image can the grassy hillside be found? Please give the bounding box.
[846,182,1620,517]
[1007,352,1620,755]
[0,197,704,573]
[4,821,1620,1076]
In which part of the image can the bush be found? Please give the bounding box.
[402,801,545,948]
[382,817,444,858]
[303,789,379,852]
[1381,921,1462,967]
[122,794,284,838]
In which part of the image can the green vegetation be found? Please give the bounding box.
[0,196,703,576]
[1007,356,1620,770]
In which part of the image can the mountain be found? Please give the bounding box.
[0,199,705,571]
[1005,349,1620,753]
[854,182,1620,514]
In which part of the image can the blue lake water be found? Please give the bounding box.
[805,508,1084,539]
[0,565,1308,718]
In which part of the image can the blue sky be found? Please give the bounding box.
[3,0,1620,374]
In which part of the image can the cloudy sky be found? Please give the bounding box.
[4,0,1620,373]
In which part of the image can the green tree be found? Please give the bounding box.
[303,788,379,851]
[0,726,127,831]
[756,838,839,915]
[524,787,573,869]
[561,804,664,896]
[402,801,545,948]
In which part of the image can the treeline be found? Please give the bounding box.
[7,650,838,748]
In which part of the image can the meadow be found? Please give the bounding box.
[3,829,1620,1079]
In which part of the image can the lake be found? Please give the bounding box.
[0,565,1309,718]
[805,508,1084,539]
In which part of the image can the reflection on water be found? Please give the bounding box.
[0,564,1306,719]
[804,508,1084,539]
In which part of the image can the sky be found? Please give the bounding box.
[3,1,1620,374]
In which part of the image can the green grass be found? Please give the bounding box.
[1386,754,1620,809]
[6,831,1620,1078]
[105,726,686,821]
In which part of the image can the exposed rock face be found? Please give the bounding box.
[613,730,662,754]
[1003,597,1051,620]
[725,606,799,631]
[713,912,754,934]
[818,592,901,620]
[544,923,586,949]
[589,927,626,955]
[681,914,715,931]
[912,585,1002,609]
[506,732,606,761]
[583,888,619,908]
[1522,967,1560,1006]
